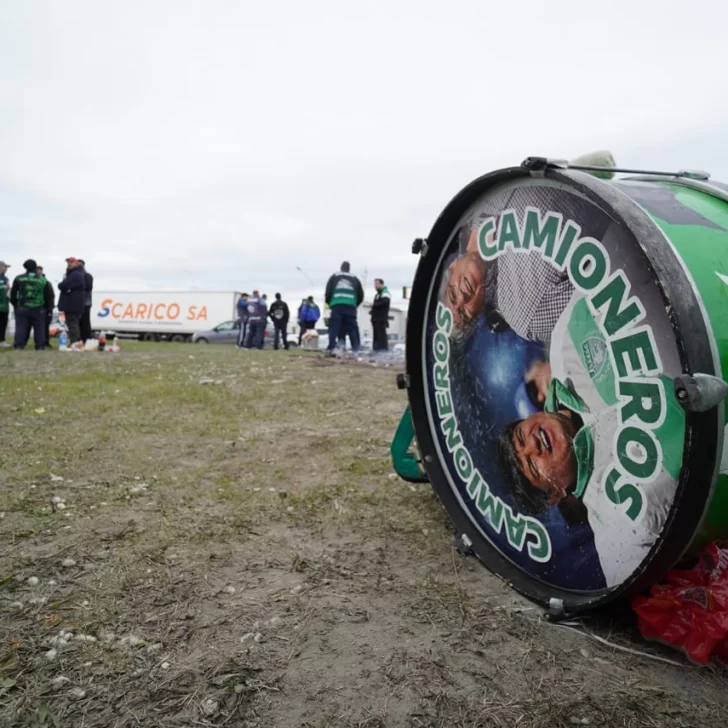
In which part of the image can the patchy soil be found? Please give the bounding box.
[0,344,726,727]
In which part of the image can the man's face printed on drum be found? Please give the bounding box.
[510,411,579,504]
[444,251,485,329]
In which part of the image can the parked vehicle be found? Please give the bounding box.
[192,320,279,346]
[192,320,241,344]
[91,291,243,342]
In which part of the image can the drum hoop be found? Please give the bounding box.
[406,163,721,613]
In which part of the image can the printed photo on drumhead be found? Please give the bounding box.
[425,180,686,592]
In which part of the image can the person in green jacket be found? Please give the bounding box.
[9,259,47,351]
[0,260,10,347]
[21,265,55,349]
[324,261,364,354]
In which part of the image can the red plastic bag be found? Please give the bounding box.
[632,541,728,664]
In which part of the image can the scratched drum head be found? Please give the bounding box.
[405,164,723,611]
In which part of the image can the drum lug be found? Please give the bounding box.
[396,373,410,390]
[412,237,428,256]
[453,533,474,557]
[545,598,568,621]
[522,156,569,177]
[674,373,728,413]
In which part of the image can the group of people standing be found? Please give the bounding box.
[0,257,93,350]
[235,290,325,351]
[230,262,392,356]
[236,291,321,350]
[235,291,290,350]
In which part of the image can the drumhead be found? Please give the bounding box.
[406,165,721,610]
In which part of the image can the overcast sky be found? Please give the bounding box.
[2,0,728,307]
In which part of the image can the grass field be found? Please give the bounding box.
[1,344,726,728]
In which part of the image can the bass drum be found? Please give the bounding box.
[405,161,728,612]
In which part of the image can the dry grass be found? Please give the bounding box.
[0,343,726,727]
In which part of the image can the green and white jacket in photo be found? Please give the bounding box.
[545,294,685,587]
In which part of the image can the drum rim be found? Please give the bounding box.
[406,163,721,613]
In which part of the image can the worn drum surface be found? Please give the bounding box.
[406,164,728,611]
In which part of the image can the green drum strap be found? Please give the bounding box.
[391,406,429,483]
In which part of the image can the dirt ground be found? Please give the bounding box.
[1,344,726,728]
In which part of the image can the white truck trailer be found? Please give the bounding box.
[91,290,242,342]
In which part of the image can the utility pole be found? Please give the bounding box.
[295,266,315,288]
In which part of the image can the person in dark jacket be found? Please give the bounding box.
[10,259,47,351]
[78,259,94,342]
[58,257,86,344]
[236,293,249,348]
[370,278,391,352]
[324,261,364,354]
[245,290,267,350]
[268,293,290,350]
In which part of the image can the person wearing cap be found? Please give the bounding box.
[268,293,290,350]
[497,292,682,587]
[9,259,47,350]
[324,261,364,355]
[78,259,94,342]
[58,257,86,344]
[0,260,10,347]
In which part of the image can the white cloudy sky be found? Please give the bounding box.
[2,0,728,307]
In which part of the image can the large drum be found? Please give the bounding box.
[404,157,728,613]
